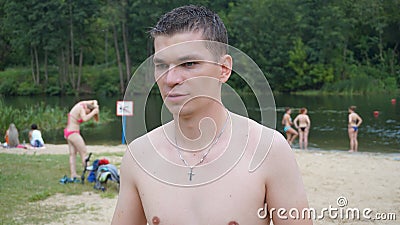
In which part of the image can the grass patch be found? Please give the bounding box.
[321,74,398,95]
[28,190,52,202]
[96,152,124,167]
[0,153,118,225]
[100,189,118,199]
[98,152,125,158]
[290,90,322,96]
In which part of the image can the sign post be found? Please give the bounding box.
[116,101,134,144]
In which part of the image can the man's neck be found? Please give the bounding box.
[173,102,228,151]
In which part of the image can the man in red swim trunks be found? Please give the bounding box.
[112,5,310,225]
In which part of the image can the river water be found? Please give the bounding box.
[2,93,399,153]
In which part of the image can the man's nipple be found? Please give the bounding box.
[152,216,160,225]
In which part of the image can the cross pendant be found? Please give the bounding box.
[188,167,195,181]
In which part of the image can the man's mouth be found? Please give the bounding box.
[165,92,188,102]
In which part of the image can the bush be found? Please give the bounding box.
[0,68,32,95]
[16,81,41,95]
[92,66,121,96]
[322,74,387,94]
[45,86,62,96]
[383,77,397,92]
[0,78,18,95]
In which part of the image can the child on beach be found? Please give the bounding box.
[29,123,45,148]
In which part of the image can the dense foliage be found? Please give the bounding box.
[0,0,399,95]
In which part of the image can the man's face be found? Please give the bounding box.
[153,31,228,116]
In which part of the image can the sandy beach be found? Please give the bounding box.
[4,144,400,224]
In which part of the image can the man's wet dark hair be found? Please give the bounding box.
[150,5,228,55]
[31,124,38,130]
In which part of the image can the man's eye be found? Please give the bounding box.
[155,64,168,70]
[183,62,196,67]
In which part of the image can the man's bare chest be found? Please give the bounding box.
[137,163,268,225]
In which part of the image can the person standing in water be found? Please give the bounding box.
[293,108,311,150]
[282,107,298,146]
[348,105,362,152]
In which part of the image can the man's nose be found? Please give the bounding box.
[165,65,184,86]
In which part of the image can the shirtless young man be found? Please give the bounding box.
[348,106,362,152]
[112,5,311,225]
[282,107,298,146]
[293,108,311,150]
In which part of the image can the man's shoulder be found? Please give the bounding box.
[231,112,276,133]
[235,113,289,173]
[128,121,172,148]
[231,112,281,151]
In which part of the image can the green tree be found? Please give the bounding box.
[288,38,309,89]
[227,0,303,91]
[0,0,399,95]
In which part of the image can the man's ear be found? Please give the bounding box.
[219,54,232,83]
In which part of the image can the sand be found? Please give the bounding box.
[297,150,400,224]
[4,144,400,224]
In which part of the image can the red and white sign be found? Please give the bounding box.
[116,101,134,116]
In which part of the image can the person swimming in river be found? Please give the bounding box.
[293,108,311,150]
[348,105,362,152]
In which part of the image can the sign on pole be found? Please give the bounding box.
[116,101,134,116]
[116,101,134,144]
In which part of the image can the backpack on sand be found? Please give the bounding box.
[87,158,120,191]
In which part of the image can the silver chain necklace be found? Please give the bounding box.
[175,110,229,181]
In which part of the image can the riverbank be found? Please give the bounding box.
[1,145,399,224]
